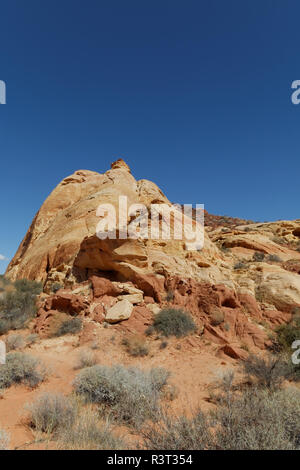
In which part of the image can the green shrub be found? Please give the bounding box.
[54,317,82,337]
[26,393,76,434]
[73,365,170,427]
[0,279,42,334]
[0,352,46,389]
[51,282,63,293]
[150,308,196,338]
[276,316,300,352]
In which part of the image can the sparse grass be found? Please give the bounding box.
[122,335,149,357]
[54,317,82,337]
[26,393,77,434]
[73,365,170,427]
[57,408,125,450]
[74,349,98,369]
[6,334,25,351]
[149,308,196,338]
[0,429,10,450]
[0,352,46,389]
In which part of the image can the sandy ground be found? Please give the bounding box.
[0,325,237,450]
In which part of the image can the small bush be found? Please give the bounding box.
[151,308,196,338]
[165,290,174,302]
[51,282,63,293]
[74,349,98,369]
[252,252,265,262]
[233,261,247,270]
[210,309,224,326]
[143,410,212,450]
[0,352,46,389]
[122,335,149,357]
[276,316,300,352]
[0,429,10,450]
[241,354,290,390]
[73,365,170,427]
[26,333,39,346]
[54,317,82,337]
[0,279,42,334]
[57,409,124,450]
[6,334,25,351]
[212,387,300,450]
[267,254,282,263]
[26,393,76,434]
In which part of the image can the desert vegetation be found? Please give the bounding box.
[147,308,196,338]
[0,352,46,389]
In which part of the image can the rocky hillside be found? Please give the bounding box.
[5,160,300,359]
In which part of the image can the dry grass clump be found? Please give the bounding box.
[74,349,98,369]
[122,335,149,357]
[0,429,10,450]
[0,352,46,389]
[54,317,82,337]
[57,408,125,450]
[6,334,26,351]
[26,393,77,434]
[73,365,170,427]
[210,308,224,326]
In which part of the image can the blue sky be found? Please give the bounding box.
[1,0,300,273]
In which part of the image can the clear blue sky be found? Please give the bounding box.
[1,0,300,273]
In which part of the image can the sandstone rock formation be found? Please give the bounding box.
[5,160,300,357]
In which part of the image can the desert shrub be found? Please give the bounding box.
[0,429,10,450]
[165,290,174,302]
[233,261,247,270]
[26,393,76,434]
[150,308,196,338]
[252,252,265,262]
[159,341,168,350]
[6,334,25,351]
[241,354,290,390]
[122,335,149,357]
[276,316,300,352]
[74,349,98,369]
[0,352,46,389]
[54,317,82,337]
[212,387,300,450]
[51,282,63,293]
[57,409,124,450]
[210,309,224,326]
[0,279,42,334]
[26,333,39,346]
[73,365,170,427]
[267,254,282,263]
[143,410,212,450]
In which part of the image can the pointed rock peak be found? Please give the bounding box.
[110,158,131,173]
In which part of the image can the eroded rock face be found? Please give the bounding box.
[5,160,224,289]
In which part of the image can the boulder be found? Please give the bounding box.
[105,299,133,323]
[0,340,6,365]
